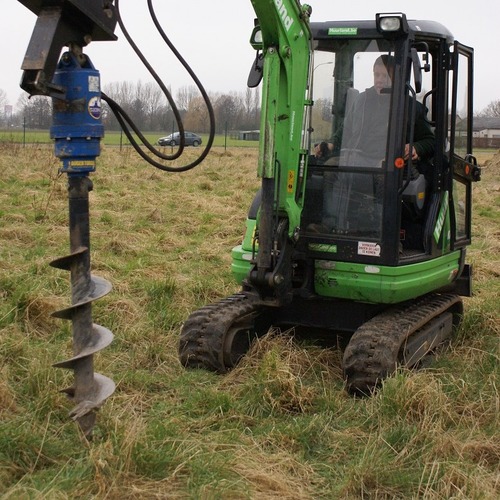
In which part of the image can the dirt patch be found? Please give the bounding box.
[482,149,500,169]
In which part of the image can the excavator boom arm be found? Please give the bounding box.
[251,0,312,197]
[249,0,313,298]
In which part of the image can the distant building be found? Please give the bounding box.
[238,130,260,141]
[472,117,500,139]
[455,116,500,148]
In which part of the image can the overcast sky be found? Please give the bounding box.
[3,0,499,113]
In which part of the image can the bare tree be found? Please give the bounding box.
[104,80,174,131]
[103,81,136,130]
[478,100,500,117]
[16,93,29,112]
[141,82,166,130]
[176,86,198,113]
[252,86,261,128]
[183,95,209,132]
[17,94,51,129]
[0,89,6,109]
[0,89,7,126]
[213,93,239,133]
[244,88,253,117]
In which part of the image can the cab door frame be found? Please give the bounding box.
[448,41,479,250]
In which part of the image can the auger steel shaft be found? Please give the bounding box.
[51,177,114,437]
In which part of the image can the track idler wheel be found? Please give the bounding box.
[179,294,262,372]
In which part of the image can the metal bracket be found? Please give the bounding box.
[18,0,117,96]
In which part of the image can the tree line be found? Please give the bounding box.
[0,82,261,134]
[1,82,500,133]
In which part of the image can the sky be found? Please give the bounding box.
[3,0,499,113]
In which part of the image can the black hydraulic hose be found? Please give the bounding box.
[147,0,215,153]
[102,95,213,172]
[114,0,184,161]
[102,91,209,173]
[109,0,215,172]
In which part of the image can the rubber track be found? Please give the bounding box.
[343,293,462,394]
[179,293,259,373]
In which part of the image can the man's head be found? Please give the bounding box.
[373,55,395,94]
[314,141,329,158]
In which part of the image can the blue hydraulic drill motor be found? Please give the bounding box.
[50,51,104,175]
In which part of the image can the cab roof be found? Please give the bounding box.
[310,19,454,44]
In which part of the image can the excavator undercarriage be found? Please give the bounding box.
[179,292,463,393]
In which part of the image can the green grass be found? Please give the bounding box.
[0,144,499,498]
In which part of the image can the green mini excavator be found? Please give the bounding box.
[179,0,481,393]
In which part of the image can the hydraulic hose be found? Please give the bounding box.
[109,0,216,172]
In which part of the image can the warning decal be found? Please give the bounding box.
[358,241,381,257]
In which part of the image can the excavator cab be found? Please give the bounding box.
[233,14,479,302]
[180,11,481,393]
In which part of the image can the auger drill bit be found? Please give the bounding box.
[50,177,115,437]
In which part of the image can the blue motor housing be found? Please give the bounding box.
[50,52,104,175]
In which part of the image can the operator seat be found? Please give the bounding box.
[402,168,427,218]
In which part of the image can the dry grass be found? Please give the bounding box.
[0,144,499,498]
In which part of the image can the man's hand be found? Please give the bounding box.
[404,144,419,160]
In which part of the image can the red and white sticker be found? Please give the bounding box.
[358,241,381,257]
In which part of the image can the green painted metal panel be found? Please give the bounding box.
[314,251,462,303]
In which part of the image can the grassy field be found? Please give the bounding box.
[0,143,498,498]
